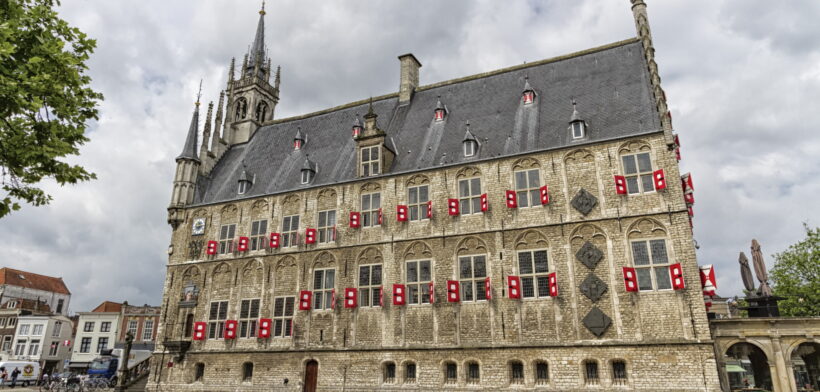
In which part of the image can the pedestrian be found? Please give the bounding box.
[10,367,19,388]
[0,367,7,387]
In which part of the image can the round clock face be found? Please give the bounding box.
[192,218,206,235]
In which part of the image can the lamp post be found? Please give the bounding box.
[115,331,133,391]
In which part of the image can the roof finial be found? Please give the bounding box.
[366,97,374,116]
[259,0,266,15]
[195,79,203,106]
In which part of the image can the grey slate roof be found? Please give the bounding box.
[193,39,660,206]
[176,103,199,162]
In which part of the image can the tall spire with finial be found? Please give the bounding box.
[211,91,224,154]
[177,81,202,162]
[199,101,213,160]
[246,1,267,78]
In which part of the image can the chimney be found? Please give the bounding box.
[398,54,421,103]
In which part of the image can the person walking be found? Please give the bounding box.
[9,367,19,388]
[0,367,7,387]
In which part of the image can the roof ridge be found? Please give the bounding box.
[266,38,638,126]
[1,267,67,283]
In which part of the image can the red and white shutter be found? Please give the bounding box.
[614,175,627,195]
[548,272,558,297]
[447,280,460,302]
[397,205,408,222]
[681,172,694,193]
[480,193,489,212]
[507,276,521,299]
[653,169,667,191]
[623,267,638,292]
[426,200,433,219]
[305,228,317,244]
[523,91,534,104]
[349,212,361,228]
[224,320,238,340]
[206,241,218,255]
[269,233,280,249]
[192,322,207,341]
[540,185,549,205]
[378,208,383,225]
[675,148,681,161]
[506,190,517,208]
[258,318,272,339]
[344,288,357,308]
[428,281,435,303]
[63,340,71,347]
[670,263,686,290]
[485,277,492,300]
[392,284,406,306]
[699,264,717,296]
[236,236,249,252]
[684,192,695,205]
[298,290,312,310]
[448,199,460,216]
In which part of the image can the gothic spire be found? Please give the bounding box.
[177,83,202,162]
[199,101,213,159]
[212,91,224,149]
[247,2,267,76]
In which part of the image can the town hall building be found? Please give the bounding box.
[152,1,717,390]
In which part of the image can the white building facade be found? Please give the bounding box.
[11,315,74,374]
[69,311,121,368]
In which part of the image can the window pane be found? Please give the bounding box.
[641,174,655,192]
[420,186,429,202]
[637,268,653,290]
[372,288,380,306]
[421,283,431,303]
[274,298,284,317]
[407,262,417,282]
[622,155,637,175]
[362,194,370,210]
[459,180,469,197]
[410,205,419,221]
[517,191,529,208]
[371,265,382,285]
[650,240,668,264]
[637,153,652,172]
[632,242,650,265]
[291,216,299,230]
[528,170,540,187]
[471,178,481,196]
[407,285,418,304]
[462,281,473,301]
[537,276,550,297]
[474,256,486,277]
[655,267,672,290]
[372,193,380,208]
[420,261,431,281]
[409,187,418,204]
[421,204,429,219]
[460,257,472,279]
[324,270,335,288]
[460,199,470,215]
[328,211,336,226]
[318,212,326,227]
[534,251,549,273]
[371,147,379,160]
[471,197,481,214]
[362,148,369,161]
[626,177,640,194]
[285,298,294,315]
[476,280,486,300]
[359,266,370,286]
[518,252,533,274]
[515,171,527,190]
[521,277,535,298]
[359,289,370,307]
[240,300,250,318]
[314,270,323,289]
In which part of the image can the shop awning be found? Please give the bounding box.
[725,364,746,373]
[67,362,89,368]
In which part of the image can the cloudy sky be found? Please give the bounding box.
[1,0,818,312]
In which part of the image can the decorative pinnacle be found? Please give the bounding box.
[259,0,266,15]
[364,97,376,118]
[195,79,203,106]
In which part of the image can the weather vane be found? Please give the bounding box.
[195,79,202,106]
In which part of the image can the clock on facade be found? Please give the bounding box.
[192,218,206,235]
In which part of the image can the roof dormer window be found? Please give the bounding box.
[434,96,447,122]
[237,169,253,195]
[571,122,585,139]
[360,145,380,177]
[569,100,586,140]
[301,157,316,184]
[522,77,535,105]
[294,128,305,150]
[462,122,478,157]
[352,116,363,139]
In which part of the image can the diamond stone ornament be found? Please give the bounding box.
[571,188,598,215]
[583,307,612,337]
[575,241,604,269]
[580,274,608,302]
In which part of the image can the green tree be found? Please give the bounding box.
[770,224,820,317]
[0,0,102,218]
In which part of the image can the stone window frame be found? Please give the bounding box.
[583,359,600,386]
[402,360,417,384]
[281,215,300,248]
[457,253,488,303]
[249,219,268,251]
[82,322,93,333]
[610,358,629,387]
[630,236,673,292]
[316,210,336,244]
[618,141,656,196]
[312,267,336,311]
[255,100,268,122]
[465,360,481,385]
[193,362,205,383]
[407,183,431,222]
[360,191,381,228]
[405,258,433,306]
[442,360,458,385]
[457,176,483,216]
[272,296,295,338]
[207,300,229,339]
[382,361,397,384]
[238,298,260,339]
[360,145,381,177]
[357,263,383,308]
[234,97,248,120]
[218,223,236,254]
[534,360,550,385]
[513,168,542,208]
[142,319,154,341]
[515,248,551,299]
[508,359,525,385]
[242,362,254,382]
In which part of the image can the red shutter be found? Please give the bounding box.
[681,172,694,192]
[236,236,249,252]
[344,288,357,308]
[378,208,383,225]
[379,286,384,307]
[298,291,312,310]
[506,190,517,208]
[224,320,238,340]
[206,241,218,255]
[448,199,460,216]
[485,277,492,300]
[614,175,627,195]
[480,193,489,212]
[305,228,316,244]
[684,192,695,205]
[623,267,638,292]
[330,289,336,310]
[670,263,685,290]
[507,276,521,299]
[675,147,681,161]
[392,284,406,306]
[428,281,435,303]
[699,265,716,296]
[258,318,272,339]
[397,205,408,222]
[192,322,207,340]
[446,280,460,302]
[653,169,667,191]
[349,211,361,228]
[548,272,558,297]
[523,91,534,104]
[688,206,694,217]
[269,233,280,249]
[426,200,433,219]
[540,185,549,205]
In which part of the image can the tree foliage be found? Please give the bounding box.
[770,224,820,317]
[0,0,102,218]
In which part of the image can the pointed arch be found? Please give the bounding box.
[317,188,338,210]
[455,236,488,257]
[563,148,595,164]
[511,157,540,171]
[211,262,232,286]
[406,174,430,187]
[403,241,433,260]
[617,139,652,155]
[219,204,238,220]
[356,247,383,266]
[626,218,668,240]
[569,223,608,244]
[312,251,337,269]
[513,229,549,251]
[455,165,481,179]
[360,181,381,193]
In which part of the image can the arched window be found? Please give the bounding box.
[466,361,480,384]
[194,363,205,382]
[242,362,253,382]
[404,362,417,384]
[611,360,627,386]
[383,362,396,384]
[509,361,524,385]
[255,101,268,122]
[235,98,248,119]
[583,360,599,385]
[535,361,549,384]
[444,361,457,384]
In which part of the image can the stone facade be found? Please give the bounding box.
[152,1,721,391]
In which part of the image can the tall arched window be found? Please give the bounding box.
[235,98,248,119]
[255,101,268,122]
[242,362,253,382]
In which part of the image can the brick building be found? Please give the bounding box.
[153,1,718,390]
[118,303,160,351]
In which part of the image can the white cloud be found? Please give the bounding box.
[1,0,817,311]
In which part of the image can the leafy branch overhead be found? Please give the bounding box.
[0,0,103,218]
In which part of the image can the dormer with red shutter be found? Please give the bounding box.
[351,115,363,139]
[434,96,447,122]
[293,128,305,150]
[522,76,536,104]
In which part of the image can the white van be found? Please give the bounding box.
[0,361,41,386]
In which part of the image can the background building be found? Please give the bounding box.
[118,303,160,351]
[11,314,74,374]
[0,268,71,316]
[69,301,121,371]
[0,298,52,360]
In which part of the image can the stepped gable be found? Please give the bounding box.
[195,38,659,205]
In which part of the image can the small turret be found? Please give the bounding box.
[168,87,203,228]
[199,101,213,162]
